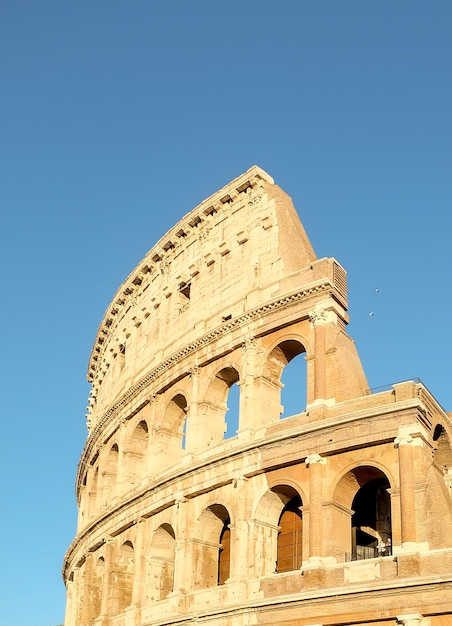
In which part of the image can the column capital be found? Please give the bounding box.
[305,453,326,467]
[396,614,424,626]
[242,336,257,350]
[394,434,414,448]
[309,308,333,327]
[189,364,200,377]
[232,474,249,488]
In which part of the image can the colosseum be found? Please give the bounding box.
[63,166,452,626]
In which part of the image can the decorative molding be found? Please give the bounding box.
[309,308,336,327]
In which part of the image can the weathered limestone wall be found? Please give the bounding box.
[63,167,452,626]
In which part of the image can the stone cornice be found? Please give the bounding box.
[87,165,273,383]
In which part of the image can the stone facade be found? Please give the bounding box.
[63,166,452,626]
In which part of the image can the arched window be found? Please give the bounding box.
[266,340,307,420]
[91,556,104,620]
[351,475,392,560]
[196,504,231,588]
[276,494,303,572]
[102,444,119,506]
[202,367,240,446]
[333,466,392,562]
[87,464,99,518]
[114,541,134,613]
[131,420,148,456]
[162,394,188,458]
[280,350,307,417]
[126,420,149,487]
[149,524,176,601]
[225,382,240,439]
[218,518,231,584]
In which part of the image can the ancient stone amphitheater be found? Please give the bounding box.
[63,167,452,626]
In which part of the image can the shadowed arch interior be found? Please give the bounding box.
[149,524,176,600]
[272,485,303,572]
[196,504,231,588]
[334,466,392,561]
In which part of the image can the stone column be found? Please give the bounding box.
[172,497,189,594]
[64,573,76,626]
[238,338,257,434]
[309,308,335,404]
[394,434,417,547]
[228,476,249,581]
[99,540,114,621]
[312,316,326,401]
[305,453,326,562]
[131,521,145,610]
[70,567,82,626]
[80,554,93,626]
[185,366,203,454]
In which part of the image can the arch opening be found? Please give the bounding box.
[113,541,135,614]
[272,485,303,573]
[197,504,231,588]
[91,556,104,620]
[267,340,307,419]
[162,394,188,458]
[225,382,240,439]
[149,524,176,601]
[101,444,119,506]
[335,467,392,561]
[218,517,231,584]
[204,367,240,444]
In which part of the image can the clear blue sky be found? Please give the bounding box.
[1,2,451,625]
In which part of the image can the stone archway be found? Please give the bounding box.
[199,367,240,448]
[112,540,135,615]
[147,524,176,601]
[124,420,149,489]
[253,484,304,576]
[333,466,392,561]
[263,340,307,421]
[154,394,188,467]
[101,443,119,506]
[194,504,231,589]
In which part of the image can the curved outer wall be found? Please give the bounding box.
[64,167,452,626]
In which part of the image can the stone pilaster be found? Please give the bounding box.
[131,521,145,610]
[98,540,114,621]
[305,453,327,563]
[309,311,327,402]
[185,365,203,454]
[80,553,93,626]
[395,433,417,547]
[172,497,189,595]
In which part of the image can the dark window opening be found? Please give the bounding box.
[349,476,392,560]
[276,496,303,572]
[218,519,231,584]
[179,284,190,299]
